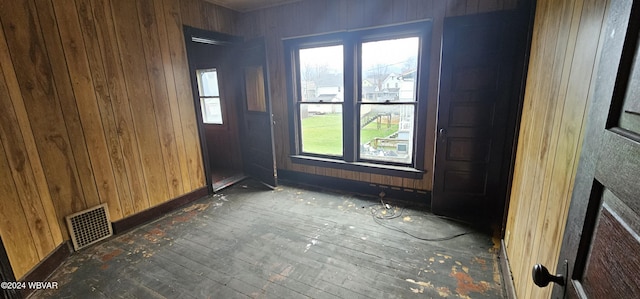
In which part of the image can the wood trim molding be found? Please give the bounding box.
[500,239,518,299]
[278,169,430,208]
[112,186,209,234]
[19,241,72,299]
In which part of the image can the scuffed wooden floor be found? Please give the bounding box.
[31,180,505,298]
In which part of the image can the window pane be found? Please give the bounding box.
[201,97,223,124]
[299,45,343,102]
[359,104,414,164]
[362,37,419,103]
[197,68,220,97]
[300,103,343,156]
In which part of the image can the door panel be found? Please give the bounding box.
[581,192,640,298]
[238,39,277,187]
[433,11,527,224]
[551,0,640,298]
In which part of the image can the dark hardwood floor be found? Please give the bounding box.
[31,180,505,298]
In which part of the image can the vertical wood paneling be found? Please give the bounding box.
[162,0,206,189]
[391,0,408,23]
[447,0,468,17]
[52,0,124,219]
[0,34,57,260]
[112,0,171,206]
[153,0,192,192]
[0,0,231,278]
[91,0,151,212]
[180,0,204,29]
[0,20,63,248]
[3,0,91,236]
[136,0,184,199]
[509,0,575,291]
[0,141,39,278]
[75,0,135,217]
[504,0,608,298]
[35,0,103,215]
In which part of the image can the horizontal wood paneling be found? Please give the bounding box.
[0,0,235,279]
[238,0,522,192]
[503,0,608,298]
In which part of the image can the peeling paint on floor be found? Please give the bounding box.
[451,265,491,298]
[100,249,123,262]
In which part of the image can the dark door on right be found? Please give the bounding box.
[547,0,640,297]
[432,11,527,224]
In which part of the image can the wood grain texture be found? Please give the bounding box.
[153,0,193,193]
[136,0,184,199]
[237,0,519,193]
[0,18,64,250]
[0,141,40,279]
[34,0,102,214]
[0,0,233,278]
[163,0,206,189]
[0,64,57,260]
[52,0,124,219]
[75,0,134,217]
[91,0,151,213]
[582,205,640,299]
[503,0,608,298]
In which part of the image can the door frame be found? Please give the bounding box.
[500,0,537,237]
[183,26,242,194]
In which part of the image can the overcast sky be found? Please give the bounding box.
[299,37,419,75]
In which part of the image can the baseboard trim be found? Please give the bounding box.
[500,239,518,299]
[278,169,431,208]
[112,186,209,234]
[20,241,72,298]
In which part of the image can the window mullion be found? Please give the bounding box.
[343,37,357,162]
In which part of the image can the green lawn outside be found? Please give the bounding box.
[301,114,398,155]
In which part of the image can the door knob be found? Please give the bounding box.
[532,264,565,287]
[438,128,447,139]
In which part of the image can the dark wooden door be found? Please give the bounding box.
[546,0,640,298]
[237,38,278,188]
[432,11,526,224]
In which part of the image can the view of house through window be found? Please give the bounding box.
[288,22,429,170]
[299,45,344,156]
[196,68,223,125]
[360,37,418,164]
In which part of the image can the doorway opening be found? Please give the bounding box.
[184,27,277,193]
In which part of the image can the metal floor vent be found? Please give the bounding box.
[66,204,113,251]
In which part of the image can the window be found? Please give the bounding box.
[285,22,431,177]
[196,68,223,124]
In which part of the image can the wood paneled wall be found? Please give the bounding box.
[238,0,520,191]
[0,0,235,279]
[503,0,608,298]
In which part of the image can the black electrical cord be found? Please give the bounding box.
[369,202,475,241]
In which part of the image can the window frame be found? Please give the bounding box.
[196,68,225,125]
[285,21,432,179]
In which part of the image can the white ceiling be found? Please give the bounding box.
[205,0,302,12]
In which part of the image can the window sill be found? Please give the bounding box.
[290,155,425,179]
